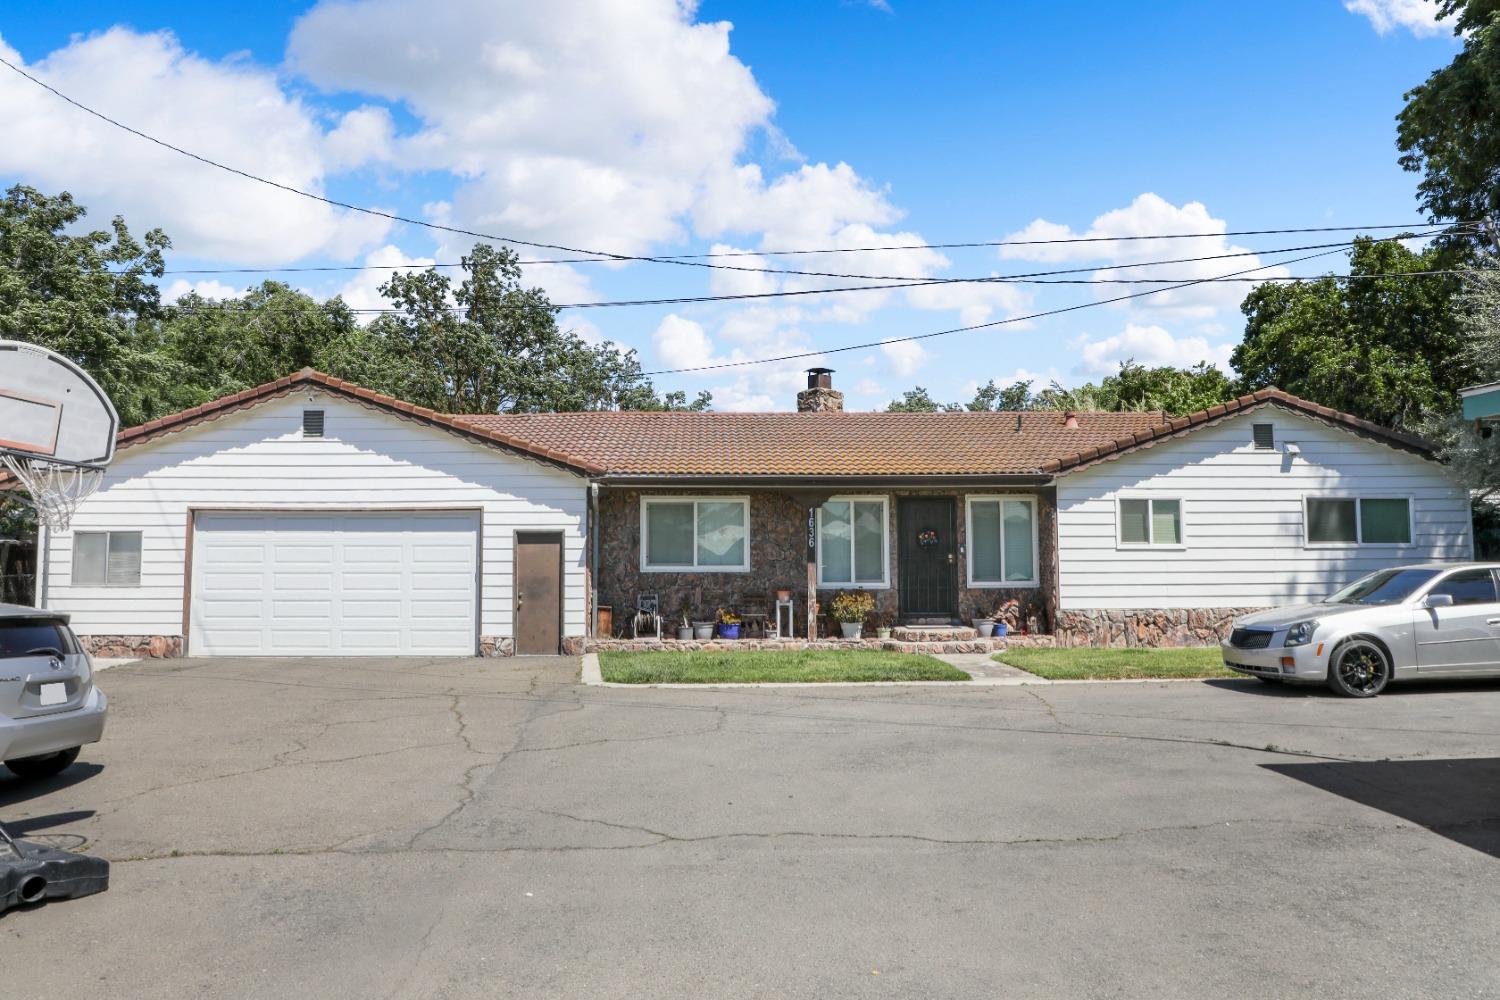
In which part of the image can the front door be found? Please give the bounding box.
[897,497,957,623]
[515,532,563,655]
[1413,568,1500,673]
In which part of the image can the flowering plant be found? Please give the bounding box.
[995,599,1021,624]
[916,529,939,548]
[828,590,875,623]
[717,608,741,625]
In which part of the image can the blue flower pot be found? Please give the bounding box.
[993,622,1009,637]
[719,623,741,639]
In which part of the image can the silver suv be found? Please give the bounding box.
[1222,563,1500,697]
[0,604,107,778]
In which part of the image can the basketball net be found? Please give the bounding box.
[1,454,104,532]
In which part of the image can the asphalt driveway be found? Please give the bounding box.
[3,656,1499,999]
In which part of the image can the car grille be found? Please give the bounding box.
[1229,628,1274,650]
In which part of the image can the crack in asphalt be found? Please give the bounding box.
[108,813,1499,864]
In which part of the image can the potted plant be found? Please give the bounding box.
[875,614,893,640]
[973,615,996,638]
[775,587,793,601]
[691,617,715,640]
[994,599,1020,637]
[676,600,693,641]
[717,608,742,640]
[828,590,875,639]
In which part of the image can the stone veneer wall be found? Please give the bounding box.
[595,487,1057,637]
[82,635,184,658]
[1054,608,1264,648]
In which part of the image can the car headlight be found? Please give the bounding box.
[1283,620,1318,647]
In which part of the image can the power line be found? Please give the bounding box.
[152,221,1457,275]
[1,54,1475,286]
[637,230,1449,375]
[161,237,1469,315]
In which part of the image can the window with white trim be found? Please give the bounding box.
[966,496,1038,586]
[1117,498,1183,547]
[817,497,888,588]
[641,497,749,571]
[72,530,142,586]
[1305,497,1411,545]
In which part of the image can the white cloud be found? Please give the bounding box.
[879,339,928,376]
[653,314,717,368]
[334,244,436,316]
[999,193,1287,318]
[0,28,390,262]
[324,105,398,170]
[1071,323,1235,376]
[161,278,247,303]
[1345,0,1448,37]
[904,278,1031,326]
[290,0,776,257]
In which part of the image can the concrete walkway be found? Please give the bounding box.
[934,651,1042,683]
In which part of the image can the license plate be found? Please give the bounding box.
[39,682,67,706]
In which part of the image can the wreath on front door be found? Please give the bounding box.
[916,528,939,548]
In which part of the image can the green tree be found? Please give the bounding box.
[1232,237,1469,429]
[357,244,709,413]
[1397,1,1500,230]
[886,364,1232,417]
[1425,262,1500,501]
[0,184,187,425]
[160,282,365,401]
[885,386,952,412]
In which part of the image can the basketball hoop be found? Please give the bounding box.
[0,340,119,533]
[1,455,104,532]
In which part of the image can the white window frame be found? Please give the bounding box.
[70,530,144,587]
[639,496,751,572]
[964,495,1040,588]
[1303,494,1414,548]
[1115,495,1187,550]
[815,495,890,590]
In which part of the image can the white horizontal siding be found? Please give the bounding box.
[44,392,588,643]
[1056,409,1473,609]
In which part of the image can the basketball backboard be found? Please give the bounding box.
[0,340,117,468]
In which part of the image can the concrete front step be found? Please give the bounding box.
[892,625,977,642]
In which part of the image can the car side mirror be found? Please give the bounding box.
[1423,593,1455,609]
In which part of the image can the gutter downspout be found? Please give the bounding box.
[588,483,600,636]
[35,522,48,609]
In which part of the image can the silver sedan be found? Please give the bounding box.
[1222,563,1500,697]
[0,604,107,778]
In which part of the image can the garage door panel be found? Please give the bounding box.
[191,511,479,656]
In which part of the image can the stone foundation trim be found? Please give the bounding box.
[81,635,184,658]
[480,636,586,656]
[1054,608,1264,648]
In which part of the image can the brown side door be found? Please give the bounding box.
[515,532,563,654]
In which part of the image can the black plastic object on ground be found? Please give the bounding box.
[0,821,108,913]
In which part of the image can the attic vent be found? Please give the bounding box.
[303,409,325,438]
[1252,423,1274,450]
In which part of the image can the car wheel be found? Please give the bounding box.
[1326,639,1390,698]
[3,746,81,779]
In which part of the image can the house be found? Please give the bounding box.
[35,367,1472,657]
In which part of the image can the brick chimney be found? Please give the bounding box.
[797,367,843,412]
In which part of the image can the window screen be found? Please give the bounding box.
[1307,499,1358,543]
[1359,499,1410,544]
[303,410,325,437]
[71,531,142,586]
[1252,423,1274,450]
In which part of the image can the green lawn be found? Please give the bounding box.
[995,646,1235,680]
[598,649,969,684]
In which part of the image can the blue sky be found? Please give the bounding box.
[0,0,1465,411]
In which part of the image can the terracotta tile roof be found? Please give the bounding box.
[457,410,1164,476]
[1039,388,1436,474]
[113,370,604,474]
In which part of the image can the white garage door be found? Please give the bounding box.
[190,510,479,656]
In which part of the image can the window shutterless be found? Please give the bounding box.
[1117,498,1182,547]
[966,496,1037,586]
[817,498,888,587]
[641,498,749,571]
[1305,497,1411,545]
[71,530,142,586]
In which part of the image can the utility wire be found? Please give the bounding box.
[638,230,1449,375]
[1,53,1475,285]
[161,235,1469,315]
